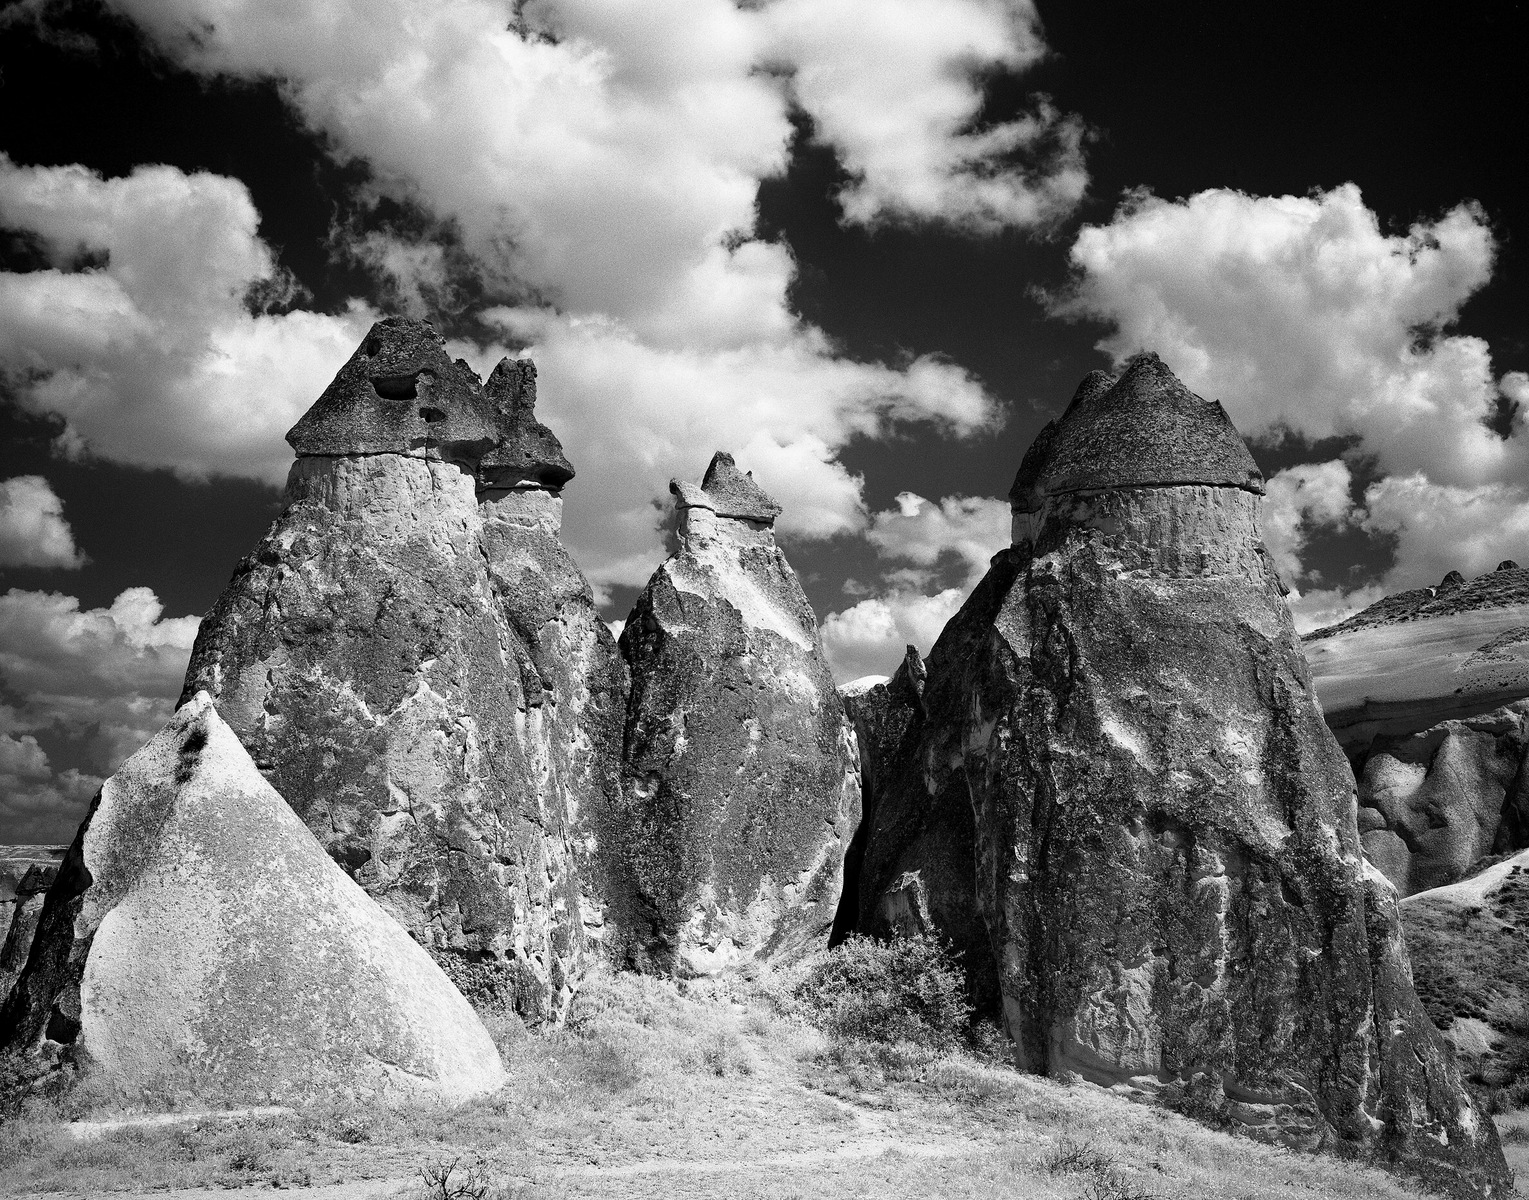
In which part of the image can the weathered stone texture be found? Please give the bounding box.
[614,453,858,976]
[0,696,506,1105]
[0,848,63,1012]
[180,318,624,1024]
[953,355,1506,1197]
[1305,571,1529,895]
[1403,850,1529,1103]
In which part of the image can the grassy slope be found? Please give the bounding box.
[0,969,1512,1200]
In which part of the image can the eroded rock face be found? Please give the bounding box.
[956,355,1505,1197]
[181,318,624,1024]
[615,452,858,976]
[1304,572,1529,896]
[0,696,506,1105]
[0,847,63,1012]
[1403,850,1529,1104]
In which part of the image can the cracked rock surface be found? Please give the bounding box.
[894,354,1506,1198]
[0,694,506,1105]
[613,452,858,977]
[179,318,624,1025]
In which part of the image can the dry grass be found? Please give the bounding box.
[0,965,1475,1199]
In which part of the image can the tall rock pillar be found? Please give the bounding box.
[615,452,859,976]
[181,318,619,1024]
[964,354,1507,1198]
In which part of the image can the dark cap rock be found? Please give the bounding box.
[477,358,576,491]
[1011,353,1263,504]
[286,318,497,462]
[1498,560,1520,572]
[669,451,782,523]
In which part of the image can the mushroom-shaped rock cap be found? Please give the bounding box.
[1009,353,1263,504]
[477,358,576,490]
[669,451,783,523]
[286,317,497,460]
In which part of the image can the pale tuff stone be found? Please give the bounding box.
[892,354,1506,1198]
[1304,572,1529,896]
[181,318,624,1025]
[613,452,858,976]
[0,696,506,1105]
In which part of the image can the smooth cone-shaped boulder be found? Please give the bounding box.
[959,354,1505,1197]
[614,452,858,976]
[181,318,623,1025]
[0,694,506,1105]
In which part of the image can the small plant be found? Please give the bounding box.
[1042,1136,1158,1200]
[417,1153,502,1200]
[795,934,973,1051]
[1042,1135,1115,1177]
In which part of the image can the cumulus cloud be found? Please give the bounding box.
[766,0,1086,230]
[1052,183,1527,590]
[1361,475,1529,587]
[818,490,1009,680]
[821,587,966,683]
[0,475,85,568]
[0,0,1079,582]
[1261,461,1356,582]
[0,586,198,839]
[0,156,375,483]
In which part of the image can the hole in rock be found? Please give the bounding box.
[419,406,447,423]
[363,338,381,357]
[371,373,419,400]
[45,1006,80,1044]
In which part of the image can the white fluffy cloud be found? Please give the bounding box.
[0,156,375,484]
[0,587,199,839]
[818,490,1009,680]
[766,0,1085,230]
[0,0,1076,582]
[821,587,966,683]
[1361,475,1529,586]
[1053,184,1527,591]
[1261,461,1356,582]
[0,475,84,568]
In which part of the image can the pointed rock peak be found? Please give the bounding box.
[670,451,783,523]
[888,644,927,705]
[286,317,495,462]
[1014,352,1264,503]
[1499,560,1521,572]
[478,357,576,491]
[1437,569,1466,592]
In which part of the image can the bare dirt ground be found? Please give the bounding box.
[2,971,1518,1200]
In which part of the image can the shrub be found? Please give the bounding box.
[795,934,972,1051]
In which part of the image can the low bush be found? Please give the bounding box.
[795,934,972,1051]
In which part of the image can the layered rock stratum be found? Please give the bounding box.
[1304,567,1529,895]
[180,318,625,1023]
[923,354,1505,1197]
[615,452,858,976]
[0,695,506,1104]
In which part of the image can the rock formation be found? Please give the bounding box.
[1403,850,1529,1106]
[180,317,625,1024]
[839,621,1003,1013]
[0,695,506,1105]
[615,452,858,976]
[0,846,63,1011]
[1304,567,1529,895]
[943,354,1504,1197]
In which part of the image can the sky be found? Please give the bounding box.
[1,0,1525,842]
